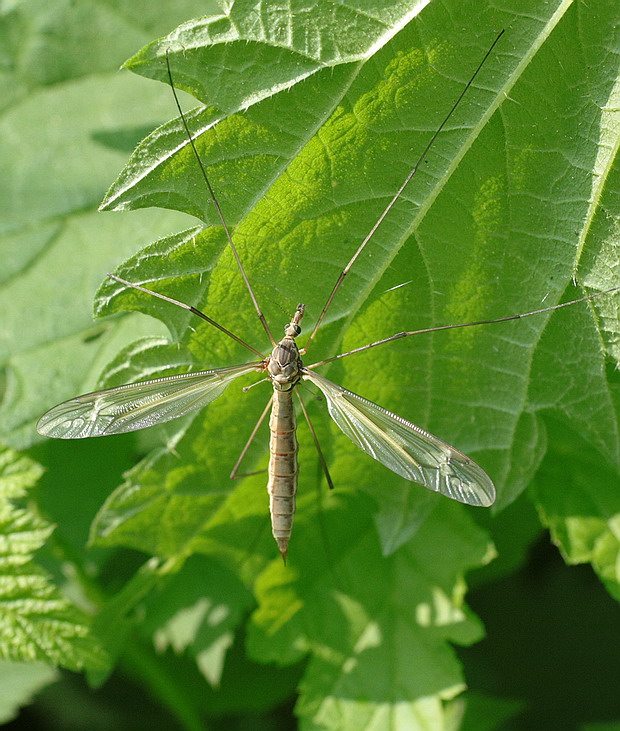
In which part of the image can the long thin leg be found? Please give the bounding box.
[109,274,266,359]
[297,391,334,490]
[302,30,505,355]
[306,285,620,369]
[164,51,276,347]
[230,396,272,479]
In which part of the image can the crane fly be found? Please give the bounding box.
[36,31,618,560]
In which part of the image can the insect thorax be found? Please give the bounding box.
[267,304,305,391]
[267,339,303,391]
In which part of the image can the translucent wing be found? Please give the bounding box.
[37,362,263,439]
[303,369,495,507]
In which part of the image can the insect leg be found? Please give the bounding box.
[305,285,620,369]
[301,30,505,355]
[164,51,276,347]
[296,391,334,490]
[109,273,265,358]
[230,397,272,479]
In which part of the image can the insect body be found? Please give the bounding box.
[37,295,496,560]
[265,305,305,558]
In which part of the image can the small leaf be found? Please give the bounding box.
[248,497,492,727]
[533,419,620,601]
[0,447,108,672]
[0,660,58,724]
[142,555,254,687]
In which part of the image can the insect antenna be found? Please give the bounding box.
[302,29,506,353]
[164,50,277,347]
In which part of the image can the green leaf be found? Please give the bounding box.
[0,447,108,672]
[533,417,620,601]
[0,660,58,724]
[85,1,620,721]
[92,2,618,552]
[0,0,214,449]
[140,555,254,687]
[122,0,438,115]
[247,498,492,728]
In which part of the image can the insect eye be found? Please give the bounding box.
[285,323,301,335]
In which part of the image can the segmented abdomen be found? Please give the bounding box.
[267,389,298,560]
